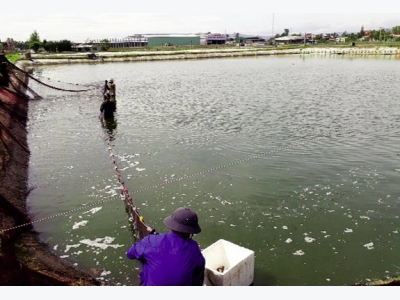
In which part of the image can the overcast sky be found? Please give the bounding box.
[2,1,400,42]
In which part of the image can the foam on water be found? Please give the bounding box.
[83,207,103,214]
[65,244,80,252]
[73,220,88,229]
[79,237,124,250]
[293,250,305,256]
[363,242,374,250]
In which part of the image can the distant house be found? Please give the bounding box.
[316,33,337,41]
[73,44,101,52]
[242,36,265,44]
[358,30,372,41]
[305,33,313,39]
[274,35,305,44]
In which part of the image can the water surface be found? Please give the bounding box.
[27,54,400,285]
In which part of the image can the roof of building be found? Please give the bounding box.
[74,44,94,48]
[142,34,200,38]
[275,36,304,41]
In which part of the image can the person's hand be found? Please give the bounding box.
[146,227,157,234]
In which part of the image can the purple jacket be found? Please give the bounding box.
[126,231,205,286]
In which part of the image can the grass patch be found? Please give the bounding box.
[14,242,41,271]
[5,53,23,64]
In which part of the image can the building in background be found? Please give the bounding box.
[274,35,305,45]
[242,36,265,44]
[206,33,227,45]
[111,35,148,47]
[146,34,200,47]
[73,44,101,52]
[73,33,230,50]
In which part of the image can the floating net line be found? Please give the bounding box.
[1,53,149,241]
[99,113,150,241]
[0,54,117,235]
[1,53,101,170]
[0,54,99,100]
[0,54,32,160]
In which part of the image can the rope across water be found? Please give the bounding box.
[99,113,150,240]
[0,127,339,234]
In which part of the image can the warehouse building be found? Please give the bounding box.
[145,34,200,47]
[206,33,227,44]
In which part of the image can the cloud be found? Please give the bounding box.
[2,12,400,42]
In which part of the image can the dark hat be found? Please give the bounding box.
[163,207,201,234]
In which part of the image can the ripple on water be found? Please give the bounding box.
[27,56,400,285]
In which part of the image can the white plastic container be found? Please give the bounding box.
[201,239,255,286]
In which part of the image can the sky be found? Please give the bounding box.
[2,1,400,43]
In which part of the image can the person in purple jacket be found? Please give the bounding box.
[126,207,205,286]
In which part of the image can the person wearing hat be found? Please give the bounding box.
[108,78,116,102]
[126,207,205,286]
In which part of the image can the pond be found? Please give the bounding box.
[27,54,400,286]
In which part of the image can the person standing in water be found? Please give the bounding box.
[100,93,116,119]
[108,78,116,102]
[103,79,109,95]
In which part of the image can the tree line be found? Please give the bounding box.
[2,25,400,53]
[0,30,73,52]
[0,30,111,53]
[275,25,400,43]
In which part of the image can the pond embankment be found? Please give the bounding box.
[18,46,400,67]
